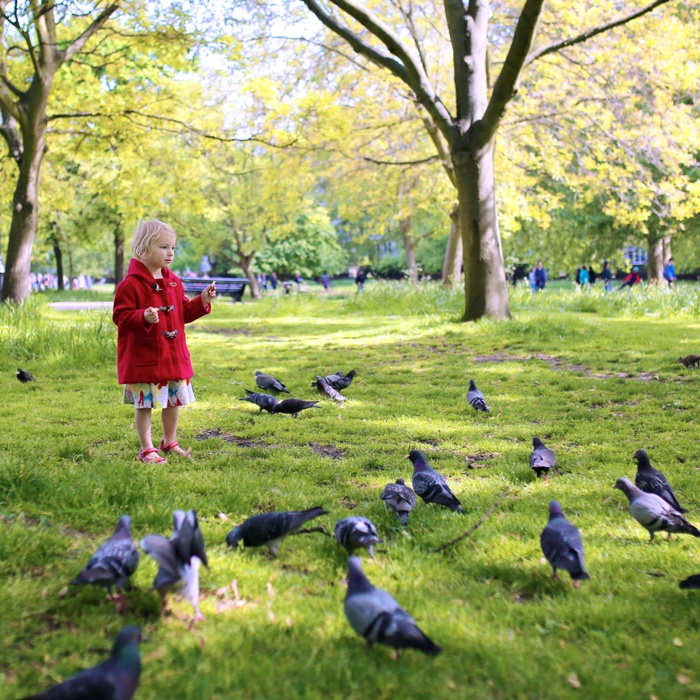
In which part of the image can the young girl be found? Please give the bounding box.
[113,220,216,463]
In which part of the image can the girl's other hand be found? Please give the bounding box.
[144,307,159,324]
[202,282,216,306]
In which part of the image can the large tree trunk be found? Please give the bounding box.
[454,140,511,320]
[647,231,664,283]
[442,206,462,286]
[114,228,124,285]
[399,215,418,283]
[239,257,261,299]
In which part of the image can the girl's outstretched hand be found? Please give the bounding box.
[144,307,159,324]
[201,282,216,306]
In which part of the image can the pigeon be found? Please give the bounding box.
[241,388,280,413]
[466,379,489,412]
[380,478,417,526]
[255,371,290,393]
[679,573,700,589]
[540,501,589,587]
[269,398,321,417]
[614,477,700,541]
[530,437,556,480]
[407,449,464,513]
[226,507,328,556]
[141,509,208,621]
[633,449,687,513]
[335,517,382,558]
[313,375,347,402]
[19,626,144,700]
[16,367,36,383]
[72,515,140,609]
[344,556,442,655]
[326,370,357,391]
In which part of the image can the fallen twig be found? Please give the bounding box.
[432,487,511,553]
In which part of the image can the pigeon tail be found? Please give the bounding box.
[679,574,700,589]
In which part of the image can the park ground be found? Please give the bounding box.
[1,281,699,699]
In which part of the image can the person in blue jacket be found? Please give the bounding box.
[534,260,547,291]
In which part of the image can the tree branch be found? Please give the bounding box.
[432,487,511,553]
[480,0,546,146]
[525,0,674,67]
[61,3,121,64]
[361,153,438,166]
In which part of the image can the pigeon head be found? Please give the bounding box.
[614,477,635,495]
[116,515,132,534]
[226,526,243,548]
[172,510,186,534]
[633,449,651,467]
[111,626,145,662]
[533,437,545,448]
[255,371,262,376]
[548,501,565,520]
[346,370,357,379]
[406,449,429,470]
[396,478,406,486]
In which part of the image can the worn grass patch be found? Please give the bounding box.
[1,283,700,699]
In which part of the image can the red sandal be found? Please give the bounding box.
[138,447,167,464]
[160,440,192,458]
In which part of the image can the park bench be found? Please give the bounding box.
[181,277,248,302]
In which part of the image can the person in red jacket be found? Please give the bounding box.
[113,220,216,463]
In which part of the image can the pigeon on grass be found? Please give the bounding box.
[226,507,328,556]
[344,556,442,655]
[614,477,700,541]
[326,370,357,391]
[16,368,36,383]
[408,449,464,513]
[633,449,687,513]
[19,626,144,700]
[466,379,489,412]
[380,478,417,526]
[72,515,140,612]
[540,501,589,587]
[269,398,321,417]
[530,437,556,480]
[313,375,347,402]
[241,389,280,413]
[255,371,290,393]
[335,517,381,558]
[679,573,700,589]
[141,509,208,621]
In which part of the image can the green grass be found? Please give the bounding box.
[1,283,700,699]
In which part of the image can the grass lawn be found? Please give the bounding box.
[1,282,699,699]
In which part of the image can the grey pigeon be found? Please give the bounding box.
[19,626,143,700]
[226,506,328,556]
[326,370,357,391]
[72,515,140,609]
[241,388,280,413]
[141,509,208,621]
[16,367,36,383]
[634,449,687,513]
[335,517,381,558]
[466,379,489,412]
[540,501,589,587]
[344,556,442,655]
[269,398,321,417]
[313,375,347,402]
[530,437,556,480]
[408,449,464,513]
[679,573,700,589]
[614,477,700,541]
[255,371,290,393]
[380,478,416,526]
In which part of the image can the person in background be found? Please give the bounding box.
[578,266,589,287]
[663,258,676,287]
[588,266,596,285]
[534,260,547,291]
[619,266,641,289]
[574,267,581,287]
[601,260,614,292]
[269,271,278,290]
[321,270,331,293]
[355,269,367,291]
[528,266,537,294]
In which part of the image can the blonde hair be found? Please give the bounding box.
[131,220,176,260]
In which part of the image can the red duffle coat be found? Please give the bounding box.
[113,259,211,384]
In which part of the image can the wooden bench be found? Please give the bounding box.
[181,277,248,302]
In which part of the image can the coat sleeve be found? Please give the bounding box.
[181,287,211,325]
[113,281,153,333]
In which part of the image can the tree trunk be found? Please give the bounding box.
[442,206,462,286]
[53,240,64,290]
[454,140,511,320]
[647,230,664,283]
[400,215,418,283]
[114,227,124,286]
[663,235,672,265]
[240,257,261,299]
